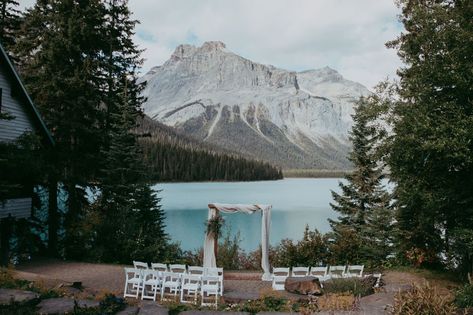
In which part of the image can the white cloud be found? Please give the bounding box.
[129,0,403,88]
[20,0,403,89]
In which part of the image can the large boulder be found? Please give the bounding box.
[284,277,322,295]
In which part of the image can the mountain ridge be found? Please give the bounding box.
[140,41,370,169]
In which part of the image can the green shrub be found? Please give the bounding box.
[262,295,287,311]
[323,277,375,297]
[272,225,329,267]
[167,302,189,315]
[391,282,456,315]
[454,283,473,308]
[217,230,242,270]
[239,297,290,313]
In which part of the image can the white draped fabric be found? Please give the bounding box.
[203,203,272,281]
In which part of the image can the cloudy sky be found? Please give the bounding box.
[20,0,403,89]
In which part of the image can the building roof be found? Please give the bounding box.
[0,42,54,146]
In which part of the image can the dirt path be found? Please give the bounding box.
[16,258,126,295]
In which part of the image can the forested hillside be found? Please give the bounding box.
[137,116,283,181]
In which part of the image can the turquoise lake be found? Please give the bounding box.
[152,178,343,252]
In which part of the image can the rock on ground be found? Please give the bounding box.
[0,288,39,305]
[138,300,169,315]
[37,297,100,314]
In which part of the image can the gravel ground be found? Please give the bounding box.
[15,259,454,304]
[17,258,126,295]
[16,259,314,302]
[15,258,277,299]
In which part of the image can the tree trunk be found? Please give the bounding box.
[48,177,58,257]
[0,217,13,266]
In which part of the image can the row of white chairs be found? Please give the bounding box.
[271,265,365,290]
[124,262,224,307]
[132,261,224,295]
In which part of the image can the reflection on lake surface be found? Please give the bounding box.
[152,178,343,252]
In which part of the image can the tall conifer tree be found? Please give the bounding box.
[94,0,169,263]
[15,0,107,257]
[329,95,392,264]
[387,0,473,271]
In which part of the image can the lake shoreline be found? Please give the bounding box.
[155,178,341,251]
[283,169,352,178]
[150,171,349,184]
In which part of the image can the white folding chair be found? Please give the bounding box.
[161,272,182,300]
[310,266,329,281]
[271,267,290,290]
[346,265,364,278]
[201,275,220,308]
[328,265,346,279]
[123,267,143,298]
[373,273,382,287]
[169,264,187,274]
[180,274,201,304]
[151,263,168,273]
[141,270,161,301]
[133,261,149,270]
[292,266,310,277]
[205,267,224,295]
[188,266,204,275]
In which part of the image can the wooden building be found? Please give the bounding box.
[0,42,54,265]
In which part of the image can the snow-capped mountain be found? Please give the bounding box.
[140,41,370,169]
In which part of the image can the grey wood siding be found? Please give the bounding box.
[0,198,32,219]
[0,64,35,142]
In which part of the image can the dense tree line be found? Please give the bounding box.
[138,117,283,181]
[137,116,283,182]
[141,138,283,182]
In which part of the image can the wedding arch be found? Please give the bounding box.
[203,203,272,281]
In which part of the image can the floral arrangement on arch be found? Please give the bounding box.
[206,215,225,238]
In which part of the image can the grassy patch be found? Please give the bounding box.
[315,293,357,312]
[323,277,377,297]
[391,282,457,315]
[454,283,473,308]
[388,266,462,284]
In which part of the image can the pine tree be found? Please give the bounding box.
[101,0,144,131]
[93,0,169,263]
[329,95,392,264]
[96,75,168,263]
[387,0,473,271]
[0,0,20,52]
[15,0,107,258]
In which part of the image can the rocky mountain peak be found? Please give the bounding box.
[201,41,227,51]
[141,42,371,169]
[169,44,197,61]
